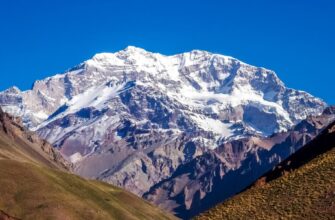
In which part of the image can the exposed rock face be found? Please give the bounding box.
[0,47,325,132]
[195,119,335,220]
[260,119,335,183]
[0,47,327,218]
[0,107,70,170]
[144,110,335,219]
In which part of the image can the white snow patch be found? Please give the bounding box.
[190,114,233,137]
[69,152,83,163]
[33,111,48,120]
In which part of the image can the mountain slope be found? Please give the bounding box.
[0,107,69,170]
[0,108,176,220]
[0,47,325,196]
[144,108,335,218]
[1,47,325,134]
[0,47,327,219]
[0,160,176,220]
[196,119,335,220]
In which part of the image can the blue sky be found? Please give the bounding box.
[0,0,334,103]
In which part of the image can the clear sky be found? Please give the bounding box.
[0,0,334,104]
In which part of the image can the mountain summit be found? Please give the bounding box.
[0,47,325,133]
[0,47,327,217]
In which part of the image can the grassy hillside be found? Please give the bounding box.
[0,159,176,220]
[0,110,176,220]
[196,122,335,220]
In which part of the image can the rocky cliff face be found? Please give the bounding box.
[0,47,327,218]
[0,107,70,170]
[144,108,335,218]
[195,119,335,220]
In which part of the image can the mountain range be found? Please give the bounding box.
[0,46,331,219]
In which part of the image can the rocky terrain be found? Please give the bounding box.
[145,107,335,218]
[0,47,328,219]
[0,107,70,170]
[196,117,335,220]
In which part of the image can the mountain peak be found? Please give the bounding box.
[3,86,21,94]
[0,46,328,219]
[88,46,156,67]
[123,45,148,53]
[0,47,326,135]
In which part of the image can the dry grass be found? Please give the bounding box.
[0,132,176,220]
[195,147,335,220]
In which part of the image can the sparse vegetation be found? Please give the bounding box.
[195,147,335,220]
[0,121,176,220]
[0,159,176,220]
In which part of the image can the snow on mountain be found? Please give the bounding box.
[2,46,325,131]
[0,46,326,198]
[144,108,335,219]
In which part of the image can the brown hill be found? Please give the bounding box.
[0,108,176,220]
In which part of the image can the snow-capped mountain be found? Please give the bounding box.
[1,46,325,132]
[0,46,327,211]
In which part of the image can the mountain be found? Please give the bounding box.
[0,47,327,218]
[1,47,325,133]
[144,107,335,218]
[0,108,176,220]
[0,107,70,170]
[196,117,335,220]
